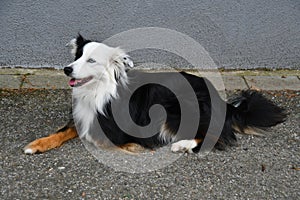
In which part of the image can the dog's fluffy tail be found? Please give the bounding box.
[229,90,287,135]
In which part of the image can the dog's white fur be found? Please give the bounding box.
[68,42,132,138]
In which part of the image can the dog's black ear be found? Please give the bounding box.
[75,34,91,49]
[66,34,92,60]
[76,34,86,47]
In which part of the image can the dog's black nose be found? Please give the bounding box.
[64,67,73,76]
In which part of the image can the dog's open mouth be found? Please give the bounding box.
[69,76,93,87]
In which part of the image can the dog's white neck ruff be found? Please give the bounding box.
[72,74,127,139]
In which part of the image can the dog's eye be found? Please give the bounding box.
[87,58,96,63]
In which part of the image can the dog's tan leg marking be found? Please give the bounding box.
[118,143,146,154]
[24,127,78,154]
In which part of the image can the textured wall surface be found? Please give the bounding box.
[0,0,299,69]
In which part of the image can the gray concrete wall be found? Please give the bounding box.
[0,0,299,69]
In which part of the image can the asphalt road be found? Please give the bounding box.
[1,0,299,69]
[0,89,299,199]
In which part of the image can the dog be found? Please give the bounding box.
[24,35,286,154]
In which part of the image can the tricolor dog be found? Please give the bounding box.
[24,35,286,154]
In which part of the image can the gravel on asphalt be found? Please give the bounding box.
[0,89,299,199]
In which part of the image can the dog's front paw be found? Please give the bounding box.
[23,137,55,154]
[24,127,78,154]
[23,144,37,154]
[171,140,198,153]
[23,135,63,154]
[23,143,36,154]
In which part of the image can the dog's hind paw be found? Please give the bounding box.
[171,139,198,153]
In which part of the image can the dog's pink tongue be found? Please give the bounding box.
[69,78,76,87]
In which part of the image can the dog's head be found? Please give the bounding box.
[64,34,133,87]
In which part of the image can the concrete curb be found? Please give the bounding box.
[0,68,299,91]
